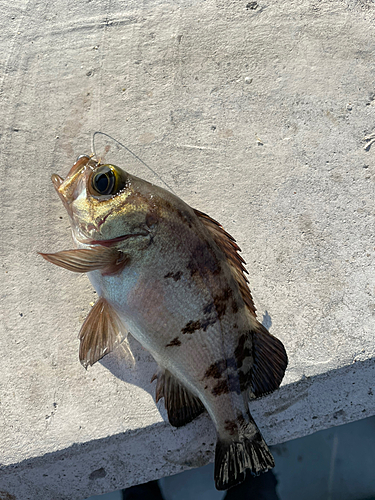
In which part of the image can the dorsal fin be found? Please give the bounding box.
[250,323,288,397]
[233,322,288,399]
[194,209,256,317]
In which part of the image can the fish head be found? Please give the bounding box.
[52,155,158,249]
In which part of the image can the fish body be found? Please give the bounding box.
[41,155,287,490]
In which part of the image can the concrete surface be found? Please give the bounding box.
[156,415,375,500]
[86,415,375,500]
[88,492,122,500]
[0,0,374,498]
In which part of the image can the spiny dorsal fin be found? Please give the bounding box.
[79,297,129,368]
[194,209,256,317]
[39,247,129,275]
[151,367,205,427]
[194,210,288,398]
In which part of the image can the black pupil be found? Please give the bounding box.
[93,167,114,194]
[96,173,109,192]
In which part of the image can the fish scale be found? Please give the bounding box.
[40,154,288,491]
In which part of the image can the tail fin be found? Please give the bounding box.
[214,423,274,490]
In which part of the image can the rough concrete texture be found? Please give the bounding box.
[0,0,374,498]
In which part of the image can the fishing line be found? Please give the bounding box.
[91,131,176,195]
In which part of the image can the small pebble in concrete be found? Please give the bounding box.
[89,468,107,480]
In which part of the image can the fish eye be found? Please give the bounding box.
[90,164,126,196]
[92,166,115,194]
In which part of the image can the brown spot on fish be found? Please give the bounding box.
[203,302,214,315]
[181,315,217,334]
[200,316,217,331]
[231,299,239,314]
[166,337,182,347]
[213,298,226,319]
[203,293,239,326]
[212,379,230,396]
[212,287,233,319]
[234,333,252,369]
[227,371,242,395]
[212,262,221,276]
[226,356,239,370]
[181,320,201,334]
[186,259,199,277]
[236,414,246,426]
[145,211,159,228]
[204,359,227,379]
[224,420,238,436]
[164,271,183,281]
[189,242,221,277]
[177,208,193,227]
[160,198,173,211]
[238,369,250,392]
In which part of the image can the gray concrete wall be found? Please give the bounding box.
[1,0,374,498]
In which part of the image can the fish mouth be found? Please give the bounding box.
[51,156,96,215]
[77,231,150,247]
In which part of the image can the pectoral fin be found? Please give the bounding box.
[151,368,205,427]
[39,247,129,275]
[79,297,129,368]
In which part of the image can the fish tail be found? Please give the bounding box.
[214,420,274,490]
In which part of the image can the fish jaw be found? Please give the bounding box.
[51,155,95,217]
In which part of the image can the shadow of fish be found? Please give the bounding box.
[40,155,288,490]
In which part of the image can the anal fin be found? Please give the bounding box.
[151,368,205,427]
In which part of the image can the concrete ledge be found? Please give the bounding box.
[0,359,374,499]
[1,0,375,498]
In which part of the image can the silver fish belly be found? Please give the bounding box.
[40,155,288,490]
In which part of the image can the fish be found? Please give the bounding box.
[40,154,288,490]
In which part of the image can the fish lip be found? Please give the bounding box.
[51,156,95,214]
[77,231,149,247]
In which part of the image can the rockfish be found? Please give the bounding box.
[40,155,287,490]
